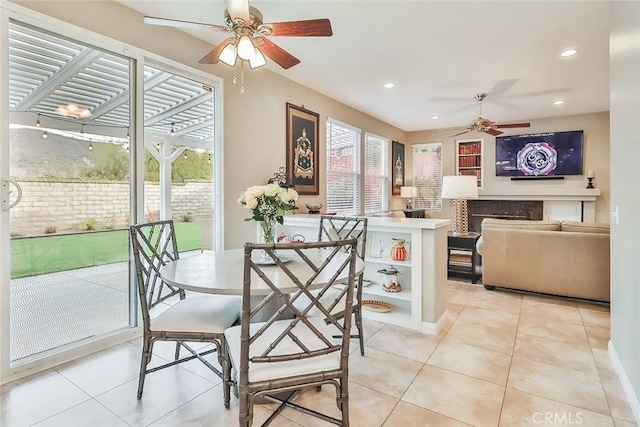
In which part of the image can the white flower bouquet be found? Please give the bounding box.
[238,184,298,243]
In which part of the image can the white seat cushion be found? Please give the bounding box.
[151,295,240,333]
[225,318,341,383]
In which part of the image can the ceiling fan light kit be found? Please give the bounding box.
[144,0,333,78]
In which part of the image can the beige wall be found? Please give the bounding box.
[12,0,407,249]
[610,1,640,412]
[407,112,610,223]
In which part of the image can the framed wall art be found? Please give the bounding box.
[286,103,320,195]
[392,140,405,195]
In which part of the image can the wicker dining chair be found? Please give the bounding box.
[130,220,240,406]
[224,239,358,427]
[293,216,368,355]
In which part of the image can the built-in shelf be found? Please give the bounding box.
[456,139,483,189]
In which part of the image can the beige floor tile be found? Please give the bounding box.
[507,356,610,415]
[0,372,90,427]
[446,320,516,355]
[95,365,215,426]
[427,339,512,385]
[150,385,298,427]
[458,305,520,331]
[280,382,397,427]
[586,325,610,349]
[513,333,598,375]
[614,418,638,427]
[592,348,616,373]
[579,301,611,313]
[362,318,387,338]
[349,347,423,398]
[523,294,579,308]
[447,280,480,292]
[473,287,524,303]
[383,400,472,426]
[447,289,474,305]
[402,365,504,426]
[366,324,440,362]
[57,343,148,397]
[447,302,465,316]
[499,388,614,426]
[33,399,129,427]
[521,299,584,325]
[580,307,611,328]
[466,293,523,315]
[601,372,638,423]
[518,315,589,346]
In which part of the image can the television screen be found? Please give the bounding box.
[495,130,584,176]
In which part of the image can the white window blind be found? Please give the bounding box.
[413,143,443,210]
[326,119,361,215]
[364,133,389,215]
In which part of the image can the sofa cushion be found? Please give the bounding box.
[561,220,610,234]
[481,218,561,231]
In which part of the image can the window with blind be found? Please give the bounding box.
[413,143,443,210]
[364,133,389,214]
[326,120,361,215]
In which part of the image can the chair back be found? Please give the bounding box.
[240,239,357,382]
[318,215,367,261]
[130,220,184,329]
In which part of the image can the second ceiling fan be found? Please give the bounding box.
[448,93,531,138]
[144,0,333,70]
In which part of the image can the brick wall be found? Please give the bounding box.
[10,180,213,236]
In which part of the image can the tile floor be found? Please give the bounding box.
[1,281,637,427]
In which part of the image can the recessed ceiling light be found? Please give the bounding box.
[431,115,440,119]
[560,48,578,57]
[383,83,395,89]
[553,100,565,105]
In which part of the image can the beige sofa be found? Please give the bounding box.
[478,218,610,302]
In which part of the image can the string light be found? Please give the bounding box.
[208,154,212,164]
[80,124,85,138]
[170,123,175,136]
[87,141,94,151]
[42,130,48,139]
[126,127,130,141]
[35,114,41,127]
[183,151,188,160]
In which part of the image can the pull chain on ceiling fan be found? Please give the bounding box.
[448,93,531,138]
[144,0,332,72]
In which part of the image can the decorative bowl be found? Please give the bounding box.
[306,203,323,211]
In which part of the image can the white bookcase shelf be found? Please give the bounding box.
[279,215,450,334]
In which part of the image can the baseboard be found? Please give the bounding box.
[421,310,449,335]
[609,341,640,424]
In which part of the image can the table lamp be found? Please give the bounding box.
[400,186,418,209]
[441,175,478,235]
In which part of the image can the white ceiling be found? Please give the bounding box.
[118,0,610,132]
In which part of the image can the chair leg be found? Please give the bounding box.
[355,307,365,356]
[220,340,231,409]
[174,341,181,361]
[340,377,350,427]
[238,388,251,427]
[137,337,153,400]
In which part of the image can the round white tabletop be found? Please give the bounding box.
[159,248,363,295]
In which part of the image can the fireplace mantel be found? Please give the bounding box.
[478,188,601,202]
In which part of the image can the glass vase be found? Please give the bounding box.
[257,218,277,263]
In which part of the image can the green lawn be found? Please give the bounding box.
[10,222,201,278]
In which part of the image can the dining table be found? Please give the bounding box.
[159,248,364,297]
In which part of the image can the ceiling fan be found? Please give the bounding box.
[143,0,333,70]
[447,93,531,138]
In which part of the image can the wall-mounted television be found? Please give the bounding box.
[495,130,584,176]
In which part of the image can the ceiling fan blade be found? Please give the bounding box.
[198,39,232,64]
[494,122,531,128]
[264,18,333,36]
[438,126,469,131]
[449,130,471,138]
[256,37,300,69]
[225,0,250,22]
[144,16,230,32]
[485,128,503,136]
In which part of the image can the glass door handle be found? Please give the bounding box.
[1,179,22,211]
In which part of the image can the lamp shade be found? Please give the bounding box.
[219,43,237,67]
[400,186,418,198]
[441,175,478,199]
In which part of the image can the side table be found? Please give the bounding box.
[403,209,426,218]
[447,231,481,284]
